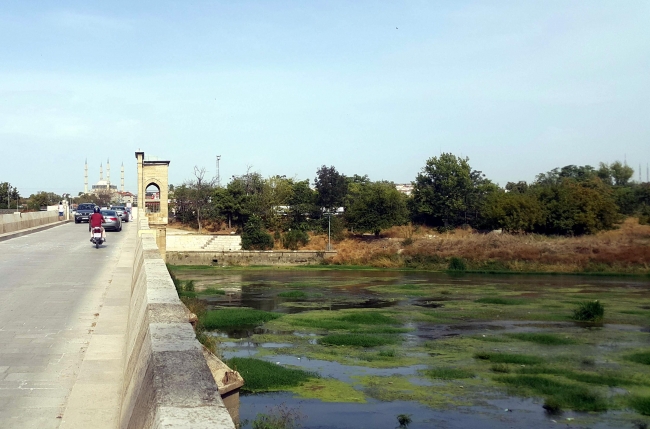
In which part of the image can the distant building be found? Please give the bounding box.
[395,183,413,196]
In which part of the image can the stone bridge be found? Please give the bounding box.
[0,209,241,429]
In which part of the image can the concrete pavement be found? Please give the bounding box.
[0,221,134,428]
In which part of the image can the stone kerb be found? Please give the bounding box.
[120,218,235,429]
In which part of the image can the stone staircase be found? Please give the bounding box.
[202,235,241,251]
[166,234,241,252]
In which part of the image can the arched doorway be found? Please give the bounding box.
[145,182,161,214]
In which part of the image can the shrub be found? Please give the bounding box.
[282,229,310,250]
[184,280,195,292]
[572,300,605,322]
[397,414,412,428]
[448,257,466,271]
[543,397,563,414]
[242,215,275,250]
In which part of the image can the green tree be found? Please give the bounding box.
[0,182,20,209]
[241,215,274,250]
[345,181,409,237]
[314,165,347,212]
[287,180,318,230]
[481,191,544,232]
[411,153,491,227]
[533,178,618,235]
[610,161,634,186]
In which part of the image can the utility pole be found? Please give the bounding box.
[216,155,221,188]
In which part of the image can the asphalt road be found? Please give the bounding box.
[0,221,131,428]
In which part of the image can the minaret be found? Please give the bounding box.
[84,159,88,194]
[107,158,111,185]
[121,163,125,192]
[100,163,103,180]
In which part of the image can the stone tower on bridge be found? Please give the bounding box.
[135,151,170,259]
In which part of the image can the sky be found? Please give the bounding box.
[1,1,649,196]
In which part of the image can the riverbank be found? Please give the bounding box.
[302,218,650,275]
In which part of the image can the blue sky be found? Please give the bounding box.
[1,1,649,196]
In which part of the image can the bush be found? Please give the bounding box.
[252,404,304,429]
[282,229,310,250]
[543,397,563,414]
[242,215,275,250]
[625,351,650,366]
[572,300,605,322]
[448,257,467,271]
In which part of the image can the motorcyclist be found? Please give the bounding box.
[89,206,106,242]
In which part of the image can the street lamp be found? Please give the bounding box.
[324,211,333,251]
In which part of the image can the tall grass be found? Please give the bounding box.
[572,300,605,322]
[227,357,316,392]
[200,308,281,330]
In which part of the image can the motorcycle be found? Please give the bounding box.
[91,226,104,249]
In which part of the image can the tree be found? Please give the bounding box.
[287,180,318,230]
[189,166,215,233]
[481,191,544,233]
[0,182,20,209]
[314,166,347,212]
[26,191,61,210]
[411,153,489,227]
[610,161,634,186]
[533,178,618,235]
[241,215,274,250]
[345,181,409,236]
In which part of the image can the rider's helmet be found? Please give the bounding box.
[94,206,100,214]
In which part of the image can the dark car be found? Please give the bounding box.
[100,209,122,232]
[110,205,129,222]
[74,203,97,223]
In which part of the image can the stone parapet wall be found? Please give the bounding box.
[120,218,235,429]
[0,211,59,234]
[167,250,337,266]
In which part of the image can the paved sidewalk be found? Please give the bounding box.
[0,221,134,429]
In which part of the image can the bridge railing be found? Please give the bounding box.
[119,217,235,429]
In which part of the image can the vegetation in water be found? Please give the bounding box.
[318,333,398,348]
[424,367,474,380]
[572,300,605,322]
[625,351,650,366]
[506,333,577,346]
[200,308,281,330]
[474,353,545,365]
[495,375,607,412]
[227,357,316,392]
[251,404,304,429]
[397,414,412,428]
[629,396,650,416]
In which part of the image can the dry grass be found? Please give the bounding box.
[308,218,650,273]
